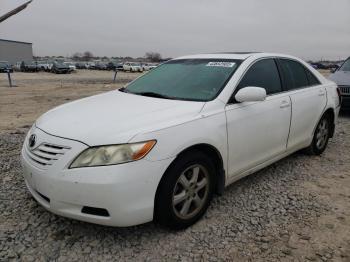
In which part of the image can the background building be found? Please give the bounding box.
[0,39,33,64]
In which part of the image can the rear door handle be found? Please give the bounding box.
[280,100,290,108]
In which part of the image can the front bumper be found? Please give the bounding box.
[21,127,174,227]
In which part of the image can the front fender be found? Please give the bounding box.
[130,110,228,173]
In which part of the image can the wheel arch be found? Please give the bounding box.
[155,143,226,201]
[323,107,335,138]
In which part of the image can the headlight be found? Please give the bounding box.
[69,140,156,168]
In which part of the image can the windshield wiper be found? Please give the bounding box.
[135,92,175,100]
[119,88,176,100]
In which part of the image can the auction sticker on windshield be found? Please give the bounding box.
[206,62,236,67]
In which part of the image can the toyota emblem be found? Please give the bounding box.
[29,134,36,148]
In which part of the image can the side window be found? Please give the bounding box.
[237,59,282,95]
[279,59,309,90]
[305,68,321,86]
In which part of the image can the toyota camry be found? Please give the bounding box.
[21,52,340,229]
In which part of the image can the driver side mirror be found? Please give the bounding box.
[235,86,267,102]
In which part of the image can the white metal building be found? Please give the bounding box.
[0,39,33,64]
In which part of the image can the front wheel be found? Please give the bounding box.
[155,151,215,229]
[305,114,331,155]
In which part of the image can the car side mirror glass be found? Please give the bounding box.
[235,86,267,102]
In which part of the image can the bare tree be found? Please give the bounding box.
[145,52,162,62]
[83,51,94,61]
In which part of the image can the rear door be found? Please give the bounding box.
[277,59,327,150]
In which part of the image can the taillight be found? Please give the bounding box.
[336,86,342,104]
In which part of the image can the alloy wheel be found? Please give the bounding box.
[315,118,329,150]
[172,164,209,220]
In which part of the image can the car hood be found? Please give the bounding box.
[36,90,205,146]
[328,71,350,86]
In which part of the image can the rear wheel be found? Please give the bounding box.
[155,151,215,229]
[305,114,331,155]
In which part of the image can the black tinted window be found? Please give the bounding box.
[305,68,321,86]
[238,59,282,95]
[279,59,309,90]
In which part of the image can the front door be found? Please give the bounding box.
[225,58,291,178]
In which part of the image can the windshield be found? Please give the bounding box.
[124,59,241,101]
[339,58,350,72]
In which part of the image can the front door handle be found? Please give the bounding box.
[280,100,290,108]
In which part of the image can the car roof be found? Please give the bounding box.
[174,52,299,61]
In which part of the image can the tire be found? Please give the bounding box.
[305,113,331,155]
[155,150,215,229]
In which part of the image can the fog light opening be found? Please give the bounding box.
[81,206,110,217]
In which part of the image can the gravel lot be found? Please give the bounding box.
[0,71,140,133]
[0,71,349,261]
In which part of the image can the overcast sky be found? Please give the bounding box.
[1,0,349,60]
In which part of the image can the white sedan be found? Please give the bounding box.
[21,52,340,229]
[142,63,158,71]
[123,62,143,72]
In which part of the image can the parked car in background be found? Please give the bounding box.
[123,62,143,72]
[142,63,158,71]
[14,62,22,71]
[87,62,96,70]
[106,61,117,70]
[51,61,71,74]
[329,57,350,110]
[20,61,39,72]
[75,62,87,69]
[64,62,77,72]
[311,63,327,70]
[37,61,51,71]
[0,61,13,73]
[95,62,108,70]
[107,61,124,71]
[21,52,340,229]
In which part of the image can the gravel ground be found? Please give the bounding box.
[0,113,349,261]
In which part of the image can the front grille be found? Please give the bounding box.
[25,142,70,168]
[339,85,350,95]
